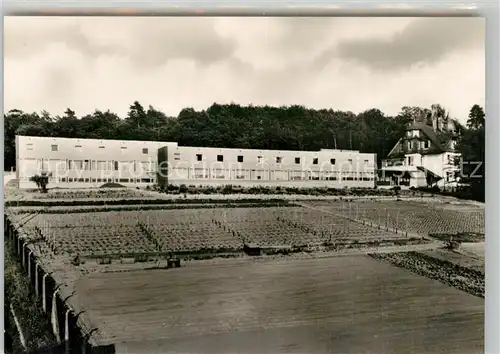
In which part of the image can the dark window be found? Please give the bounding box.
[142,148,148,154]
[141,178,152,183]
[97,178,103,182]
[257,176,261,180]
[114,161,119,170]
[330,159,336,165]
[121,146,127,150]
[84,178,90,182]
[119,178,129,183]
[276,157,283,163]
[98,146,105,149]
[237,155,244,163]
[196,154,202,161]
[107,178,112,182]
[61,178,67,182]
[68,178,73,182]
[78,178,84,182]
[217,155,223,162]
[313,158,318,165]
[51,145,58,152]
[91,178,97,182]
[295,157,301,164]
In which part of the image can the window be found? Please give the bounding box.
[348,159,353,164]
[276,157,283,163]
[68,178,73,182]
[174,153,181,161]
[85,178,90,182]
[114,161,119,171]
[67,160,72,170]
[257,156,263,163]
[121,146,127,150]
[61,178,67,182]
[141,178,152,183]
[408,156,414,166]
[142,148,148,154]
[91,178,97,183]
[119,178,129,183]
[217,155,224,162]
[313,158,318,165]
[330,159,336,165]
[257,176,261,180]
[84,160,90,170]
[295,157,301,164]
[364,159,369,165]
[196,154,202,161]
[237,155,244,163]
[98,146,105,149]
[75,145,82,148]
[74,160,83,170]
[51,145,58,152]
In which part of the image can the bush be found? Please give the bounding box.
[179,184,188,193]
[222,185,234,194]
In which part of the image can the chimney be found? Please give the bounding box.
[432,114,437,132]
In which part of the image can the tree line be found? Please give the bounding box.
[3,102,485,200]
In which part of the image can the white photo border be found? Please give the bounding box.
[1,1,497,353]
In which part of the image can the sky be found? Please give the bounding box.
[4,16,485,123]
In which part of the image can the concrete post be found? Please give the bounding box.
[51,289,61,343]
[35,264,39,298]
[22,242,27,268]
[42,274,49,312]
[65,309,71,354]
[28,251,33,279]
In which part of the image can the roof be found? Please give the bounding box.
[406,123,444,153]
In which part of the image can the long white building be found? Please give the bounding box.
[15,135,377,189]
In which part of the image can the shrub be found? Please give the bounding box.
[179,184,188,193]
[222,185,234,194]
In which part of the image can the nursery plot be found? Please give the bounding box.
[39,225,158,256]
[307,200,485,236]
[277,208,402,243]
[76,255,484,354]
[213,208,314,247]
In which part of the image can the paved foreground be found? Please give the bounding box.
[75,255,483,354]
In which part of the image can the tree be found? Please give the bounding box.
[467,104,485,130]
[29,172,51,193]
[456,104,485,201]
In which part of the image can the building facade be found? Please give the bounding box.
[378,105,462,188]
[16,135,377,189]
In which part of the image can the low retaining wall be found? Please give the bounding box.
[4,215,115,354]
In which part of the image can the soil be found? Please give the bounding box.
[74,255,484,354]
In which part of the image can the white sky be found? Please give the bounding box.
[4,16,485,122]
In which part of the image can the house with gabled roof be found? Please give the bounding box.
[378,104,462,189]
